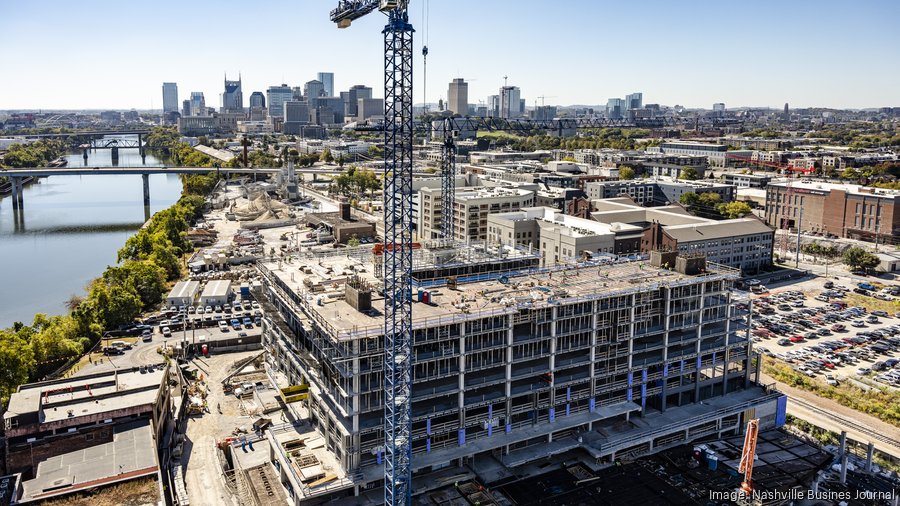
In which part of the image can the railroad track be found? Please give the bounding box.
[789,396,900,449]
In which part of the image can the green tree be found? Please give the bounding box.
[347,235,361,247]
[82,281,142,330]
[0,332,35,401]
[320,148,334,163]
[679,167,700,180]
[717,201,753,219]
[197,136,209,146]
[842,247,881,273]
[679,192,700,208]
[102,260,167,309]
[618,166,636,180]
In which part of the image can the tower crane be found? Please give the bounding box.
[330,1,416,504]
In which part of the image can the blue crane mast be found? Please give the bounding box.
[329,1,415,504]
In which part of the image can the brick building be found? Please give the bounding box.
[764,181,900,241]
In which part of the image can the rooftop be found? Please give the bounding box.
[768,179,900,197]
[167,280,200,299]
[4,366,166,426]
[663,218,774,242]
[259,245,738,341]
[19,420,157,503]
[201,279,232,298]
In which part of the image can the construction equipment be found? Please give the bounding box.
[330,1,415,504]
[738,418,760,495]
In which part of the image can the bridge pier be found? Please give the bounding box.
[142,173,150,207]
[10,177,24,210]
[82,148,89,161]
[138,133,146,164]
[110,147,119,165]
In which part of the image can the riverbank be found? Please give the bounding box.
[0,134,218,404]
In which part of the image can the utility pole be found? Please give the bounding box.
[795,206,803,269]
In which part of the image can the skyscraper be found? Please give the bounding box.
[266,84,293,118]
[304,80,325,106]
[447,78,468,116]
[317,72,335,97]
[162,83,178,113]
[499,85,521,119]
[221,74,243,113]
[713,103,725,117]
[189,92,206,116]
[249,92,266,109]
[606,98,625,119]
[488,95,500,117]
[784,103,790,119]
[345,85,373,116]
[625,92,643,110]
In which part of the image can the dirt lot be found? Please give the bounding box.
[39,477,158,506]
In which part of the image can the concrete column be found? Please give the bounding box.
[745,298,753,389]
[142,174,151,206]
[110,147,119,165]
[839,431,847,457]
[10,177,21,210]
[840,455,848,484]
[866,442,875,472]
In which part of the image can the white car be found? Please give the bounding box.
[825,374,839,386]
[856,367,871,375]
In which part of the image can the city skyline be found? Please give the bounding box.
[1,0,899,110]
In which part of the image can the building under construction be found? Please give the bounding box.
[258,242,785,499]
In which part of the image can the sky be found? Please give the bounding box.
[1,0,898,111]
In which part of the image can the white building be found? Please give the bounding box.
[166,280,200,307]
[200,279,232,306]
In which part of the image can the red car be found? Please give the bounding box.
[831,324,845,332]
[789,335,805,343]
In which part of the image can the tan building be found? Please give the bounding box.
[417,186,534,241]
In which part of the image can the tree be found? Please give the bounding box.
[842,247,881,273]
[347,235,361,247]
[562,156,576,162]
[198,136,209,146]
[82,281,142,330]
[102,260,167,310]
[679,167,700,180]
[679,192,700,208]
[697,192,722,208]
[618,166,636,180]
[717,201,753,219]
[0,333,35,401]
[320,148,334,163]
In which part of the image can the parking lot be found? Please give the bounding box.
[751,278,900,389]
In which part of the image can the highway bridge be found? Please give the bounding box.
[1,164,432,211]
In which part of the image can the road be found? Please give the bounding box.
[180,351,262,506]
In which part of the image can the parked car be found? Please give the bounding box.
[825,374,839,386]
[162,326,172,337]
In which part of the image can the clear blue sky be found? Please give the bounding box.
[2,0,898,110]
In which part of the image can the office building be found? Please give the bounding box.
[317,72,334,97]
[713,103,725,116]
[344,85,372,117]
[356,98,384,122]
[625,92,643,110]
[267,84,293,118]
[182,99,192,117]
[532,105,557,121]
[764,180,900,242]
[162,82,178,113]
[283,100,310,135]
[189,92,205,116]
[586,198,774,272]
[488,95,500,117]
[304,80,325,105]
[607,98,625,120]
[447,78,468,116]
[249,91,266,109]
[258,242,782,499]
[487,207,644,265]
[500,85,521,119]
[417,186,534,241]
[221,74,243,113]
[585,180,735,206]
[650,141,730,167]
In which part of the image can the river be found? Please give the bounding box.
[0,137,182,327]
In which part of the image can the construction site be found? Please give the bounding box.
[257,241,786,502]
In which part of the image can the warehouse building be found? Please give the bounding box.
[200,279,232,307]
[166,280,200,307]
[258,242,783,501]
[764,180,900,242]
